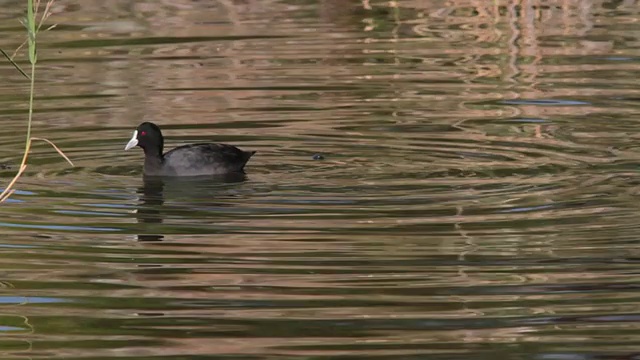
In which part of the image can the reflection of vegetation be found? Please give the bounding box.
[0,0,73,203]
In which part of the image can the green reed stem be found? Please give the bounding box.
[24,0,36,160]
[0,0,73,203]
[27,0,36,64]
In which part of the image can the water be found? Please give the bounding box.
[1,0,640,358]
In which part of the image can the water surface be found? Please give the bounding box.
[1,0,640,359]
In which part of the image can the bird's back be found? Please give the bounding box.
[159,143,255,176]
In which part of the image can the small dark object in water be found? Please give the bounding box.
[124,122,255,177]
[0,164,11,170]
[312,154,324,160]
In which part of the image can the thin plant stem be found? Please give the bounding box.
[27,0,36,65]
[0,0,72,204]
[0,63,35,203]
[25,0,36,166]
[31,137,74,166]
[0,165,27,203]
[22,56,36,170]
[0,48,29,79]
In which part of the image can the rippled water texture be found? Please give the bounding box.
[1,0,640,359]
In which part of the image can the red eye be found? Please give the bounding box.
[140,131,146,136]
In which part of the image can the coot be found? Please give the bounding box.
[124,122,255,177]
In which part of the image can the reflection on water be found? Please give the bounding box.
[136,178,165,242]
[0,0,640,358]
[135,174,248,242]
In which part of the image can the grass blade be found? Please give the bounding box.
[0,48,30,80]
[11,38,28,60]
[0,164,28,203]
[30,137,74,167]
[37,0,56,32]
[27,0,37,64]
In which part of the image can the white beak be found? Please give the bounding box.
[124,130,139,150]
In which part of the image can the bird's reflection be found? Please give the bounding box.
[134,177,165,242]
[134,173,248,242]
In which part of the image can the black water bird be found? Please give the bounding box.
[124,122,255,177]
